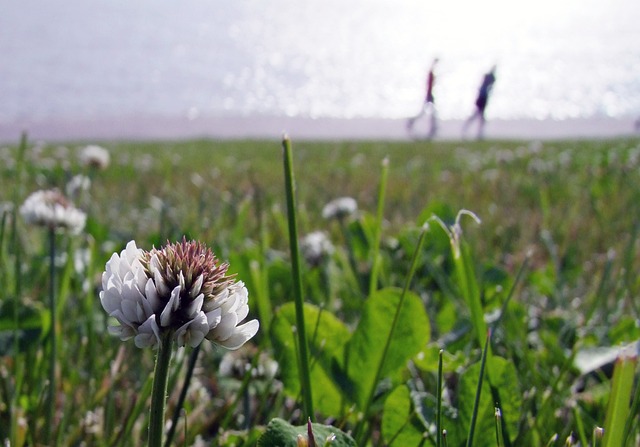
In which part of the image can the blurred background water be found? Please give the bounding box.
[1,0,639,125]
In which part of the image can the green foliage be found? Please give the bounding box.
[345,288,431,410]
[258,418,356,447]
[270,302,350,416]
[381,385,427,446]
[1,136,640,445]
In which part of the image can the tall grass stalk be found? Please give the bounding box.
[368,157,389,295]
[282,136,314,420]
[602,354,637,447]
[10,132,27,446]
[429,211,484,348]
[165,345,201,447]
[436,349,444,447]
[466,329,492,447]
[46,227,57,446]
[356,224,428,443]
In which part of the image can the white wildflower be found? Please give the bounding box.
[99,239,259,349]
[79,144,110,169]
[321,197,358,221]
[300,231,334,266]
[20,189,86,233]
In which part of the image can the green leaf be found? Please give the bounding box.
[413,344,466,373]
[382,385,426,446]
[270,302,350,416]
[345,288,430,409]
[457,356,522,447]
[603,355,637,447]
[257,418,356,447]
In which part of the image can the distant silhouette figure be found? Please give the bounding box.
[463,65,497,139]
[407,58,439,139]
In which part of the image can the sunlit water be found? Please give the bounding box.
[1,0,639,124]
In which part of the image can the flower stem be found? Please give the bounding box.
[355,224,427,443]
[148,334,173,447]
[46,226,57,446]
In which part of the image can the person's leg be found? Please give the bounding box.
[407,102,427,131]
[427,102,437,139]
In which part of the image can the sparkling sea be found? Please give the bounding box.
[1,0,640,126]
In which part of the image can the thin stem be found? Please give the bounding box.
[148,334,173,447]
[10,132,27,447]
[466,329,492,447]
[282,136,314,420]
[46,227,57,446]
[436,349,444,447]
[356,225,427,442]
[164,344,200,447]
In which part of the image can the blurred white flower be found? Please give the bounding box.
[99,239,259,349]
[300,231,333,266]
[79,144,110,169]
[20,189,86,233]
[321,196,357,221]
[219,345,278,380]
[66,174,91,199]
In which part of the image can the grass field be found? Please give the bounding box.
[1,135,639,446]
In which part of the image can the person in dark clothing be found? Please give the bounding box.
[407,58,439,139]
[463,65,497,139]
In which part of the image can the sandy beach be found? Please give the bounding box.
[1,115,638,144]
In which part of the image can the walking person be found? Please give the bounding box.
[463,65,497,139]
[407,58,439,139]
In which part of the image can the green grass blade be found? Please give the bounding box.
[437,349,444,447]
[603,354,637,447]
[368,157,389,295]
[282,135,314,420]
[466,328,492,447]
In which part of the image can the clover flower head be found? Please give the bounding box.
[219,345,278,380]
[99,238,259,349]
[321,197,358,221]
[79,144,110,169]
[20,189,86,233]
[300,231,334,267]
[66,174,91,199]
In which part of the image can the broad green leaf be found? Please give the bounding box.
[486,357,523,444]
[458,356,521,447]
[413,344,466,373]
[257,418,356,447]
[270,302,350,416]
[345,288,430,409]
[382,385,426,446]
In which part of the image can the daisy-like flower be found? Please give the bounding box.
[300,231,334,267]
[20,189,86,233]
[321,196,358,221]
[99,239,259,349]
[79,144,110,169]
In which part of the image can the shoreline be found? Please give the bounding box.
[1,115,639,144]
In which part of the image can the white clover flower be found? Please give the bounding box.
[300,231,334,267]
[79,144,110,169]
[321,196,358,221]
[66,174,91,199]
[99,239,259,349]
[20,189,86,233]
